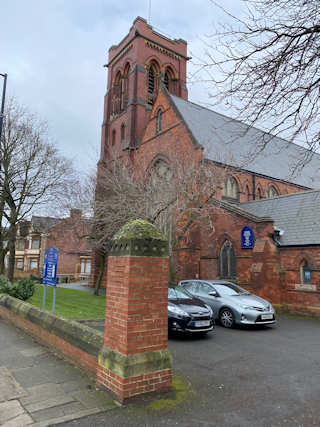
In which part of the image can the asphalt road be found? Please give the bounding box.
[55,316,320,427]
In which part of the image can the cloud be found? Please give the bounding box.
[0,0,243,170]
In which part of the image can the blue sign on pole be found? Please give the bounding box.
[42,246,59,312]
[241,226,255,249]
[43,246,58,286]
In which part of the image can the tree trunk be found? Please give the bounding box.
[94,251,106,296]
[0,198,6,275]
[0,247,7,275]
[169,254,176,284]
[7,223,17,282]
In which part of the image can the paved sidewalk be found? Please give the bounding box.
[0,318,117,427]
[56,282,105,296]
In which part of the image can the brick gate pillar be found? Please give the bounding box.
[96,220,172,403]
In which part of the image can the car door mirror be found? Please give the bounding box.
[209,291,217,297]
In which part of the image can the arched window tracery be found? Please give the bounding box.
[122,63,130,110]
[220,240,236,279]
[147,61,160,105]
[164,67,175,94]
[300,259,311,284]
[156,109,163,134]
[222,176,239,201]
[267,186,279,199]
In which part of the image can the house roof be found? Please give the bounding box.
[169,94,320,189]
[240,190,320,246]
[31,216,61,233]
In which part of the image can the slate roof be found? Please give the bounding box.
[31,216,61,233]
[239,191,320,246]
[170,94,320,189]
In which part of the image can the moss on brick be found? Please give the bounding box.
[98,346,172,378]
[110,220,169,257]
[114,219,167,241]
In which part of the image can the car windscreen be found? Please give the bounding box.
[168,286,193,300]
[213,283,249,296]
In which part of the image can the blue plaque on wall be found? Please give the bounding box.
[241,226,254,249]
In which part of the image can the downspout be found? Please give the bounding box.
[252,174,256,200]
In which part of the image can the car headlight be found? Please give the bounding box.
[205,305,213,316]
[238,304,258,311]
[168,305,189,317]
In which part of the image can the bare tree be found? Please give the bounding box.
[195,0,320,172]
[89,151,224,292]
[0,99,75,280]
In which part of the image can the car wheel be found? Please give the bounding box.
[219,308,235,328]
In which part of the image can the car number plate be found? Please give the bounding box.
[261,314,273,320]
[194,320,210,327]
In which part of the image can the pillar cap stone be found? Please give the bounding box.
[110,219,168,257]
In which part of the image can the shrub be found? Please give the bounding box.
[0,276,35,301]
[29,273,42,283]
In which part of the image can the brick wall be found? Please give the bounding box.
[279,247,320,311]
[46,211,91,277]
[0,295,103,378]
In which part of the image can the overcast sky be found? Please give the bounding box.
[1,0,243,171]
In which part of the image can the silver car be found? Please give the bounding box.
[178,280,276,328]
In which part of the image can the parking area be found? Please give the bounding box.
[70,315,320,427]
[167,316,320,427]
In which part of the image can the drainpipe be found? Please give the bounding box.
[252,175,256,200]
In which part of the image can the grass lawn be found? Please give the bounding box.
[27,285,106,320]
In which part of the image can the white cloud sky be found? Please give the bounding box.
[0,0,244,171]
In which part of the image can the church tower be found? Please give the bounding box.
[100,17,189,162]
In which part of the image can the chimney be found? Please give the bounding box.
[70,209,82,220]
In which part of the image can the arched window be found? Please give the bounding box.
[164,67,175,94]
[111,129,116,146]
[122,63,130,110]
[300,259,311,284]
[147,62,159,105]
[153,159,173,182]
[220,241,236,279]
[112,71,122,115]
[156,109,163,134]
[222,176,239,201]
[257,187,263,199]
[267,186,279,199]
[121,123,125,143]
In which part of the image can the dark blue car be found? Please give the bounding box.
[168,286,215,334]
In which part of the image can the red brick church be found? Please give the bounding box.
[93,16,320,315]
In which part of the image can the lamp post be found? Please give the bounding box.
[0,73,7,145]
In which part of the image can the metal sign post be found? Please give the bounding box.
[42,246,59,312]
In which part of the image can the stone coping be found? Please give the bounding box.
[0,294,104,357]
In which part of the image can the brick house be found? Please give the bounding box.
[45,209,92,281]
[14,216,60,275]
[13,210,92,280]
[93,16,320,314]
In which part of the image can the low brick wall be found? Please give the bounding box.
[0,294,103,378]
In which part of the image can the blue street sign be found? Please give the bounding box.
[43,246,59,286]
[42,246,59,313]
[241,226,255,249]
